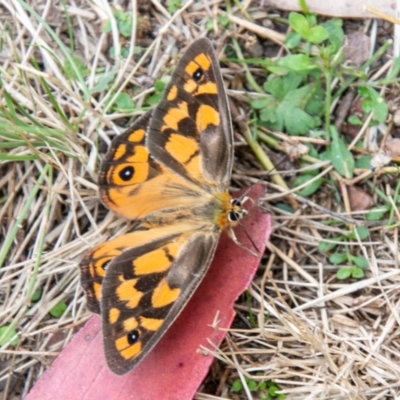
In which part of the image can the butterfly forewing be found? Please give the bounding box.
[148,38,233,188]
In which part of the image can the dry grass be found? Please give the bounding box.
[0,0,400,399]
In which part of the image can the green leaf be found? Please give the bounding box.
[115,93,135,112]
[218,15,230,28]
[285,32,302,49]
[31,288,42,302]
[289,12,310,38]
[154,79,167,92]
[328,126,354,179]
[146,93,163,106]
[251,98,271,109]
[90,67,117,94]
[117,13,133,37]
[272,73,303,96]
[359,86,388,123]
[50,302,67,318]
[293,175,324,197]
[278,54,312,71]
[260,75,322,135]
[298,0,310,14]
[120,47,130,59]
[348,115,363,125]
[365,205,390,221]
[318,239,339,252]
[304,87,324,115]
[371,96,388,123]
[350,256,369,269]
[232,379,243,392]
[206,18,214,32]
[103,20,111,33]
[321,19,344,53]
[269,387,276,396]
[329,253,347,264]
[267,65,290,75]
[355,155,372,169]
[0,326,20,346]
[167,0,182,13]
[347,226,369,240]
[351,267,364,279]
[336,267,352,280]
[259,381,267,391]
[248,379,258,391]
[275,203,294,213]
[308,26,329,44]
[63,55,89,80]
[260,108,279,125]
[282,105,319,135]
[386,56,400,81]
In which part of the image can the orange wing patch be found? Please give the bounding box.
[165,134,199,164]
[151,278,181,308]
[185,53,211,75]
[116,278,143,309]
[162,102,189,131]
[115,335,142,360]
[140,317,163,331]
[167,85,178,101]
[196,104,219,131]
[109,308,121,324]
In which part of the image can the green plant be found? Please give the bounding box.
[232,376,285,400]
[167,0,182,14]
[103,10,133,38]
[318,226,370,279]
[206,15,230,32]
[249,10,389,146]
[103,10,142,59]
[0,326,20,347]
[50,302,68,318]
[145,79,167,107]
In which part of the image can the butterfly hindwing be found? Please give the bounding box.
[101,230,218,375]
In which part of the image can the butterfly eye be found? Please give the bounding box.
[228,210,241,222]
[193,68,203,81]
[231,199,242,207]
[119,166,134,181]
[127,330,140,345]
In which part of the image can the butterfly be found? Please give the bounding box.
[80,37,252,375]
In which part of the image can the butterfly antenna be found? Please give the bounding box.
[238,157,287,202]
[237,220,260,255]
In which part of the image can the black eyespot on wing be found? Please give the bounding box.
[101,260,110,271]
[127,330,140,345]
[193,68,203,81]
[119,166,134,181]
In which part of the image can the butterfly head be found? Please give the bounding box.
[214,193,248,230]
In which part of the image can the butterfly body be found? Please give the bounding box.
[80,38,248,375]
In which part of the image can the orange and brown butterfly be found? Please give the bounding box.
[80,38,251,375]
